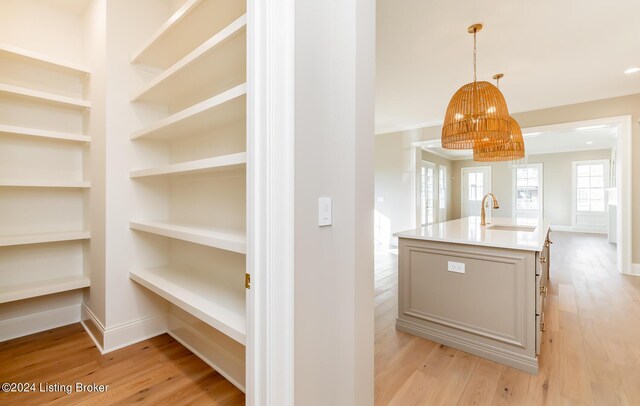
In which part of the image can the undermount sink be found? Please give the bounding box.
[486,224,537,232]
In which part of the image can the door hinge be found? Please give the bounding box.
[245,273,251,289]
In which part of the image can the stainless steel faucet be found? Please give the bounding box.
[481,193,499,226]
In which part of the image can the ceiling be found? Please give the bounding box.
[420,125,618,160]
[376,0,640,134]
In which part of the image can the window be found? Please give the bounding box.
[468,172,484,201]
[438,166,446,209]
[514,164,542,212]
[575,162,607,212]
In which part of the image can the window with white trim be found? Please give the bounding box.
[575,162,607,212]
[513,163,543,214]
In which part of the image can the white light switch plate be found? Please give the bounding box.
[448,261,465,274]
[319,197,332,226]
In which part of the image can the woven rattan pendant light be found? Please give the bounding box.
[473,74,526,162]
[441,24,511,150]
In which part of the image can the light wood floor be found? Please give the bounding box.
[0,324,244,405]
[375,231,640,405]
[1,232,637,405]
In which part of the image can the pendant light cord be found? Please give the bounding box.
[473,28,477,82]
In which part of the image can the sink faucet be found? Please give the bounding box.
[481,193,500,226]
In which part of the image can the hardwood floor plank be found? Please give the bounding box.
[0,326,244,405]
[456,358,502,406]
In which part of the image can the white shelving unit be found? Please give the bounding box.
[131,83,246,141]
[130,153,246,178]
[0,83,90,109]
[131,15,246,106]
[0,179,90,188]
[0,3,92,337]
[0,275,91,304]
[0,43,90,75]
[128,0,248,391]
[0,231,90,248]
[130,220,245,254]
[130,266,246,344]
[0,124,90,143]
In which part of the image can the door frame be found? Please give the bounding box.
[460,166,493,218]
[419,160,436,226]
[522,116,633,275]
[248,0,295,404]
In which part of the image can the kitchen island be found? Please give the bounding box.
[394,216,552,374]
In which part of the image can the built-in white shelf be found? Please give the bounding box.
[0,124,90,143]
[0,43,90,75]
[131,83,246,140]
[130,266,246,344]
[0,83,90,109]
[131,15,246,105]
[0,179,90,188]
[131,0,203,67]
[130,220,246,254]
[0,275,90,304]
[0,231,91,247]
[130,152,246,178]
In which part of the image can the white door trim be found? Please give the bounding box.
[523,116,633,275]
[247,0,295,404]
[420,160,436,225]
[461,166,492,218]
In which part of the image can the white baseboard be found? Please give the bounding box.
[551,225,606,234]
[0,304,81,342]
[80,303,167,354]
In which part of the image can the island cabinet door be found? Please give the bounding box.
[397,239,537,359]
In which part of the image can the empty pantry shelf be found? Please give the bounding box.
[130,266,246,344]
[0,83,90,109]
[0,231,91,247]
[131,0,245,69]
[0,275,90,304]
[131,83,246,140]
[131,15,246,105]
[130,220,246,254]
[130,153,246,178]
[0,124,90,143]
[0,43,90,75]
[0,179,90,188]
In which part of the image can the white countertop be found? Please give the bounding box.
[394,216,551,251]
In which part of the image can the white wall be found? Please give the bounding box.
[451,149,612,226]
[101,0,170,337]
[375,94,640,262]
[294,0,375,404]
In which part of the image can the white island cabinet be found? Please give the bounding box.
[394,216,551,374]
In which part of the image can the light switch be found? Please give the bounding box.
[318,197,332,226]
[447,261,465,274]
